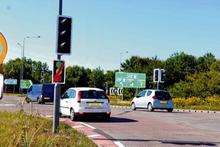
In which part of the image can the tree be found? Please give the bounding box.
[3,58,51,92]
[66,65,90,88]
[164,52,197,86]
[88,67,105,89]
[170,71,220,98]
[196,53,216,72]
[104,70,115,88]
[121,56,164,88]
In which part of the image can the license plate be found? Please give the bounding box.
[160,101,167,106]
[44,97,50,100]
[88,103,102,108]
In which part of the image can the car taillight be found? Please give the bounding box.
[77,91,82,103]
[152,95,157,99]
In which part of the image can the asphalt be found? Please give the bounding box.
[1,95,220,147]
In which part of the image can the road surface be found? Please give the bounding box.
[1,95,220,147]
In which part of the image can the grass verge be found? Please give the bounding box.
[109,95,220,111]
[109,96,130,106]
[0,111,97,147]
[173,97,220,111]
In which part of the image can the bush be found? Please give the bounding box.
[173,97,220,110]
[170,71,220,98]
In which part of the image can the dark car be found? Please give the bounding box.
[26,83,54,104]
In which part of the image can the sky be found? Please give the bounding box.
[1,0,220,70]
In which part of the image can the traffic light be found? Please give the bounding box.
[161,69,166,82]
[57,16,72,55]
[53,60,65,84]
[153,69,160,82]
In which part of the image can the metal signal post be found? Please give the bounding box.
[53,0,63,134]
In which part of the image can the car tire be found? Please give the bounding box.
[104,114,110,121]
[37,96,44,104]
[167,108,173,112]
[147,103,154,112]
[70,109,78,121]
[131,103,136,110]
[25,97,30,103]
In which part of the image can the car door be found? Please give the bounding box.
[138,90,147,108]
[135,90,146,108]
[60,90,70,115]
[142,90,152,108]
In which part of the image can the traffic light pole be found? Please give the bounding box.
[53,0,62,134]
[157,82,159,90]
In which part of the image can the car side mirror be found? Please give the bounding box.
[61,94,65,99]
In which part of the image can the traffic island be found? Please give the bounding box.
[0,111,96,146]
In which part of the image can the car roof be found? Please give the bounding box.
[69,87,104,91]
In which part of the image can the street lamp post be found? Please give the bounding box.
[119,50,128,100]
[119,51,128,71]
[17,35,41,93]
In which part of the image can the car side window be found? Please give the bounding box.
[137,90,146,98]
[146,90,152,96]
[62,91,69,99]
[68,89,76,98]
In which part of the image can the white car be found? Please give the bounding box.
[60,87,111,120]
[131,89,174,112]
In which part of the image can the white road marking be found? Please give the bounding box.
[72,125,84,129]
[80,122,96,129]
[45,115,53,118]
[88,134,101,138]
[0,104,16,106]
[114,141,125,147]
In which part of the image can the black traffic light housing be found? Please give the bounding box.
[153,69,160,82]
[57,16,72,55]
[160,69,166,82]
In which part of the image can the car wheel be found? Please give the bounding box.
[70,109,77,121]
[147,103,154,112]
[131,103,136,110]
[37,98,42,104]
[167,108,173,112]
[37,96,44,104]
[25,97,30,103]
[104,114,110,121]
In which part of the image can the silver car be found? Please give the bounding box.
[131,89,174,112]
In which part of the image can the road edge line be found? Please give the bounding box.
[80,122,96,129]
[114,141,125,147]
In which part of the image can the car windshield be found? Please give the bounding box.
[155,91,171,100]
[81,90,108,99]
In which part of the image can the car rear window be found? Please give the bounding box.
[32,85,42,91]
[81,90,108,99]
[155,91,171,100]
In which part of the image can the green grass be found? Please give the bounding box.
[109,96,130,106]
[0,111,97,147]
[4,93,26,97]
[109,95,220,111]
[173,97,220,111]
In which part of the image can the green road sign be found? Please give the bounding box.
[115,72,146,88]
[20,80,32,89]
